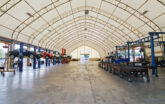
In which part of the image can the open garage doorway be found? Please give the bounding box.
[80,54,89,64]
[71,46,100,61]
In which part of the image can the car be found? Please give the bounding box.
[61,55,71,64]
[9,49,42,59]
[24,50,43,59]
[54,54,60,63]
[42,52,54,59]
[23,50,36,58]
[35,52,42,59]
[9,49,20,59]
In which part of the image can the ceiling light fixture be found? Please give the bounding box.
[26,12,34,17]
[85,10,89,15]
[142,10,149,15]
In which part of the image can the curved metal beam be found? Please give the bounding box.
[52,33,113,50]
[40,18,132,48]
[44,20,128,48]
[51,39,107,57]
[103,0,160,31]
[45,26,119,48]
[48,30,116,50]
[12,7,146,41]
[12,0,70,39]
[66,43,106,57]
[56,35,112,51]
[59,37,108,51]
[69,45,101,58]
[6,0,161,53]
[32,10,139,44]
[58,39,107,56]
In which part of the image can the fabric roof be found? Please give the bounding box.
[0,0,165,56]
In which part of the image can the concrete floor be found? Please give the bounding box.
[0,61,165,104]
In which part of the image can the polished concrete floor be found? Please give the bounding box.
[0,61,165,104]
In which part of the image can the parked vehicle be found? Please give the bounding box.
[42,52,54,59]
[9,50,20,59]
[35,52,42,59]
[23,50,36,58]
[9,49,42,59]
[24,50,43,59]
[61,55,72,64]
[54,54,60,63]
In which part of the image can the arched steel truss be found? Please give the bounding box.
[0,0,163,57]
[67,43,106,57]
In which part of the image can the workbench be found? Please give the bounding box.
[99,62,150,82]
[121,65,150,82]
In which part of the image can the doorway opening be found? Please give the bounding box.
[80,54,89,64]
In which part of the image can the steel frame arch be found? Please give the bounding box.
[41,17,133,48]
[69,45,102,58]
[56,35,112,51]
[30,9,140,44]
[51,32,114,50]
[59,39,108,56]
[48,29,117,49]
[43,20,128,47]
[66,43,106,57]
[13,6,146,42]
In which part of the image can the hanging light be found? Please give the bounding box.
[142,10,149,15]
[26,12,34,17]
[85,10,89,15]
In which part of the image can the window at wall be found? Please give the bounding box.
[71,46,100,58]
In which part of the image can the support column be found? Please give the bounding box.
[116,46,118,59]
[53,51,56,65]
[150,33,156,76]
[45,49,48,67]
[19,43,24,72]
[48,50,50,66]
[58,52,60,64]
[38,48,41,68]
[163,43,165,60]
[127,42,130,62]
[143,47,146,60]
[27,45,30,66]
[33,46,36,69]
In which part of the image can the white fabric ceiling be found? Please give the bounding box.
[0,0,165,56]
